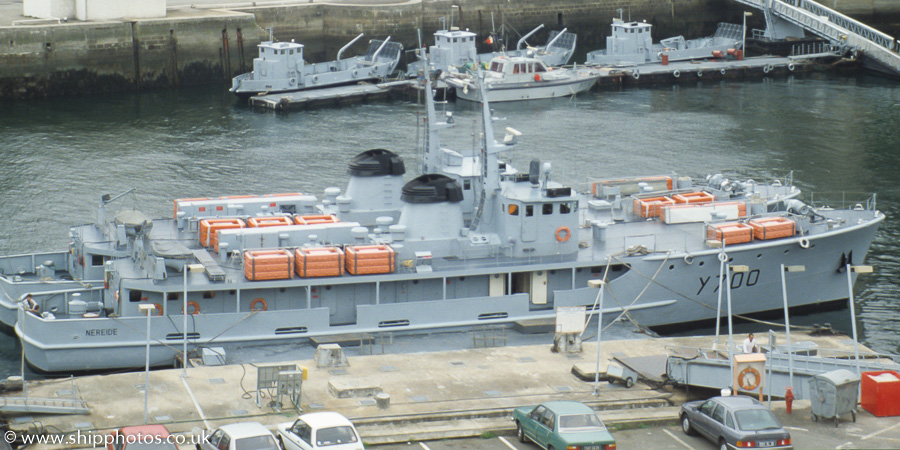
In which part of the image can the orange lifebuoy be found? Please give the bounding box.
[152,303,164,316]
[738,366,761,391]
[555,226,571,242]
[250,298,268,312]
[534,73,541,82]
[183,301,200,315]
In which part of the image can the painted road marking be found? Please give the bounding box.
[663,428,694,449]
[862,421,900,440]
[498,436,518,449]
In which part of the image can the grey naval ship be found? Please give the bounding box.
[4,77,883,372]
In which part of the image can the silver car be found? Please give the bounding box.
[680,396,792,450]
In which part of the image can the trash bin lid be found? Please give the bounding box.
[815,368,860,386]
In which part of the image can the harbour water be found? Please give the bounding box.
[1,72,898,378]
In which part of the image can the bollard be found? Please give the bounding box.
[785,386,794,414]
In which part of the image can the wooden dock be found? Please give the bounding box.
[249,80,414,111]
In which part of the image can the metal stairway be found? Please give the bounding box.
[733,0,900,75]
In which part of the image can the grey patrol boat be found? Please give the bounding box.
[406,24,577,78]
[9,78,883,373]
[586,18,743,66]
[230,33,403,97]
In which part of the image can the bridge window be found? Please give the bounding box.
[508,204,519,216]
[543,204,553,215]
[560,203,572,214]
[525,205,534,217]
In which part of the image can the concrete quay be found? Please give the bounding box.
[1,330,882,449]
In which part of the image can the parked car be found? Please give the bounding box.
[198,422,279,450]
[276,411,364,450]
[106,424,177,450]
[680,395,792,450]
[512,400,616,450]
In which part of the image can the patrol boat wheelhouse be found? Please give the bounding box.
[10,78,883,372]
[230,34,403,97]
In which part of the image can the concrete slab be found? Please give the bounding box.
[2,331,880,449]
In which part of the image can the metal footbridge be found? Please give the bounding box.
[733,0,900,75]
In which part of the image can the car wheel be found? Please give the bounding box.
[516,421,527,443]
[718,439,728,450]
[625,377,634,388]
[681,415,696,436]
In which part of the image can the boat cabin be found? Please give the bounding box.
[429,28,479,70]
[487,57,549,77]
[252,41,304,83]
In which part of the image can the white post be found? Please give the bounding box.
[182,264,188,377]
[139,303,156,424]
[588,280,605,396]
[714,251,727,348]
[727,265,749,391]
[847,265,873,376]
[742,12,753,56]
[780,264,796,389]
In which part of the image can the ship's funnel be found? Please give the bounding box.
[399,174,464,241]
[343,149,407,218]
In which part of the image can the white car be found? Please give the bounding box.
[276,412,364,450]
[199,422,279,450]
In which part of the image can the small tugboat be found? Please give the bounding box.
[5,77,882,373]
[406,24,577,78]
[230,33,403,97]
[444,54,601,102]
[586,18,742,66]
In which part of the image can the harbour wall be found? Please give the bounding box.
[0,0,898,100]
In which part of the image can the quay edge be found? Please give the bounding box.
[1,0,900,100]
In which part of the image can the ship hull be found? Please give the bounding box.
[455,75,600,103]
[16,213,881,373]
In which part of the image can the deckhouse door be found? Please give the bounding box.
[521,204,537,242]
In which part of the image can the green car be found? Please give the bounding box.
[512,400,616,450]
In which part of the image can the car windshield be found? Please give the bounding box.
[558,413,606,431]
[234,435,279,450]
[735,409,782,431]
[124,443,178,450]
[316,426,359,446]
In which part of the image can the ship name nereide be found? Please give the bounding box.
[697,269,761,295]
[85,328,118,337]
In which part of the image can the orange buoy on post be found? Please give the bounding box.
[534,74,541,82]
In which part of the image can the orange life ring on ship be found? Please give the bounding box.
[250,298,268,312]
[152,303,164,316]
[738,366,761,391]
[555,226,571,242]
[183,301,200,315]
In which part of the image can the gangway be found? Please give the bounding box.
[733,0,900,75]
[666,343,900,401]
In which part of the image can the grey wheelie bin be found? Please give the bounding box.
[808,369,860,427]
